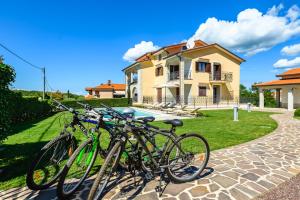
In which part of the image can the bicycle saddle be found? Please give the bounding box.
[163,119,183,127]
[136,116,155,123]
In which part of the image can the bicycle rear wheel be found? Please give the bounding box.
[57,137,98,199]
[165,133,209,183]
[88,141,123,200]
[26,132,77,190]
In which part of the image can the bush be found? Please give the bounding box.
[294,108,300,117]
[60,98,132,109]
[0,58,52,142]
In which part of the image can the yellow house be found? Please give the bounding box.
[123,40,245,106]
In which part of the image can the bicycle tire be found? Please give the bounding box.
[88,141,123,200]
[26,132,77,190]
[57,137,98,199]
[165,133,210,183]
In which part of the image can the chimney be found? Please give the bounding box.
[107,80,112,85]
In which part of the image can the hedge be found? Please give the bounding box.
[294,108,300,117]
[61,98,132,109]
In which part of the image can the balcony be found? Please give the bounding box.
[169,71,180,81]
[209,72,233,82]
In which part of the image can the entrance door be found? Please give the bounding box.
[157,88,162,103]
[213,86,220,104]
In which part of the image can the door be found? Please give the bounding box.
[157,88,162,103]
[213,86,220,104]
[214,64,221,80]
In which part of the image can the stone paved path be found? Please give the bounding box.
[1,111,300,200]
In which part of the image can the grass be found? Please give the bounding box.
[0,109,277,190]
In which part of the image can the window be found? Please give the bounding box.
[195,62,211,73]
[158,54,162,61]
[155,67,163,76]
[198,86,206,96]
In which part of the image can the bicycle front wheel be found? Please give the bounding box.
[88,141,123,200]
[26,133,77,190]
[165,133,210,183]
[57,137,99,199]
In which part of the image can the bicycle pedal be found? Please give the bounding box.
[155,186,162,192]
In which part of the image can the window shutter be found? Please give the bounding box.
[205,63,211,73]
[195,62,199,72]
[161,67,163,75]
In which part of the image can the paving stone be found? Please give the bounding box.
[223,171,240,180]
[163,183,193,196]
[236,185,259,198]
[246,181,268,193]
[197,178,210,185]
[189,186,209,197]
[241,173,259,181]
[258,180,276,189]
[218,192,231,200]
[209,183,220,192]
[211,175,238,188]
[248,168,268,176]
[230,188,250,200]
[135,192,159,200]
[178,192,191,200]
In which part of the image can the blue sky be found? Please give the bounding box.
[0,0,300,94]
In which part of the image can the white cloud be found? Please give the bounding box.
[123,41,160,62]
[281,43,300,55]
[267,3,284,16]
[187,4,300,56]
[273,57,300,68]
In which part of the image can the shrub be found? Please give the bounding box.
[60,98,132,109]
[294,108,300,117]
[0,58,52,142]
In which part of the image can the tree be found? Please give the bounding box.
[0,57,16,141]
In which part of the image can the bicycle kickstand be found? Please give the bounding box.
[155,169,169,197]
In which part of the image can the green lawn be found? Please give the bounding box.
[0,109,277,190]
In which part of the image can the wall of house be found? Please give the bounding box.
[124,46,242,104]
[281,86,300,108]
[182,47,241,99]
[99,91,113,99]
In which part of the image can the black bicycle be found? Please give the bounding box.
[87,104,210,199]
[55,102,126,199]
[26,100,107,191]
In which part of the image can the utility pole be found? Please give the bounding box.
[42,67,46,100]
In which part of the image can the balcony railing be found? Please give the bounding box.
[169,71,180,81]
[209,72,233,82]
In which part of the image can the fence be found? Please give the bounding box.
[142,96,278,108]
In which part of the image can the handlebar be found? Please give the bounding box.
[52,99,76,114]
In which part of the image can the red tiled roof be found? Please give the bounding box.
[86,83,126,91]
[255,78,300,87]
[277,68,300,77]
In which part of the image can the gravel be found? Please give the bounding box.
[255,173,300,200]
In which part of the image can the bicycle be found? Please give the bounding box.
[56,102,125,199]
[87,104,210,199]
[26,100,100,191]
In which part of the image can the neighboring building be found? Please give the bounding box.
[256,68,300,111]
[122,40,245,106]
[85,80,126,99]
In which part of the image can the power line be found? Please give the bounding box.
[0,42,52,99]
[0,42,42,70]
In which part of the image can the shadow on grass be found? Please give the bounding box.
[0,142,47,184]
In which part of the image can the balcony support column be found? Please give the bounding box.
[137,69,142,103]
[259,88,264,109]
[179,57,185,105]
[288,88,294,111]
